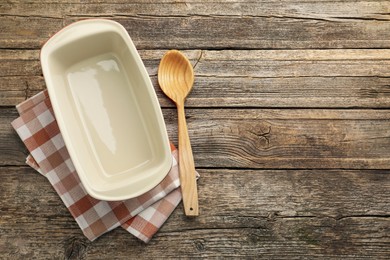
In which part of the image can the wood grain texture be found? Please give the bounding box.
[2,49,390,108]
[1,167,389,259]
[0,108,28,166]
[165,109,390,169]
[3,0,390,19]
[1,1,390,259]
[3,107,390,169]
[1,1,390,49]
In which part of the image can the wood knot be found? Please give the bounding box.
[267,211,280,221]
[64,236,88,260]
[194,239,205,251]
[247,230,261,245]
[248,124,272,148]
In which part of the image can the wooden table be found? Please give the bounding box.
[1,1,390,259]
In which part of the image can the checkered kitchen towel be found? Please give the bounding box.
[12,90,192,243]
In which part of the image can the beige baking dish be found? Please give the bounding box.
[40,19,172,201]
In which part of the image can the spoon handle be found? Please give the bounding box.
[177,102,199,216]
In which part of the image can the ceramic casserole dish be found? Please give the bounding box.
[40,19,172,201]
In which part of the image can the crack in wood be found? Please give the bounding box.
[157,213,390,234]
[0,14,62,20]
[334,214,390,221]
[331,16,390,22]
[249,126,271,145]
[193,50,203,70]
[7,12,388,23]
[240,213,390,221]
[24,80,29,101]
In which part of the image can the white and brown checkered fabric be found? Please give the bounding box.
[12,90,191,243]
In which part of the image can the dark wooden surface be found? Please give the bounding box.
[1,1,389,259]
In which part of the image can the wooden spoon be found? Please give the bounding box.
[158,50,199,216]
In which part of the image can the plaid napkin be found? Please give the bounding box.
[12,90,192,243]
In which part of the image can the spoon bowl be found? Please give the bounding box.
[158,50,199,216]
[158,50,194,104]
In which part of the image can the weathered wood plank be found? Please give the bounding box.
[2,167,389,223]
[0,16,63,49]
[1,218,388,259]
[1,167,389,258]
[1,7,390,49]
[171,109,390,169]
[0,77,29,106]
[2,49,390,108]
[2,218,388,259]
[1,1,389,259]
[3,107,390,168]
[8,75,390,108]
[2,1,389,20]
[0,108,28,166]
[195,50,390,78]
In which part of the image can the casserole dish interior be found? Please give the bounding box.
[40,20,172,201]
